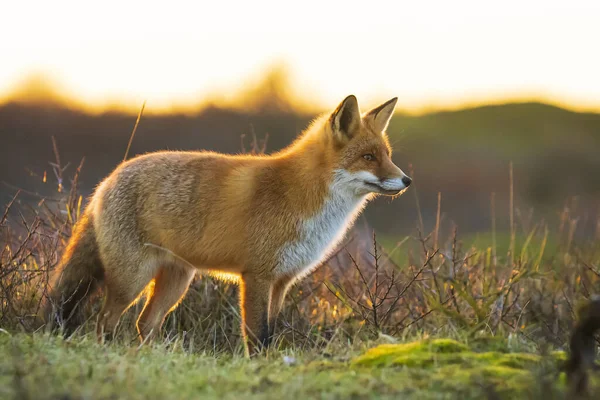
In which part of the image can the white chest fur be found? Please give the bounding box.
[277,170,368,278]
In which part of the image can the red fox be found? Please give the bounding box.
[44,95,412,355]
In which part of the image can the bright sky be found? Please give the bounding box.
[1,0,599,113]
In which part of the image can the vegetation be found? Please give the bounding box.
[1,334,587,400]
[1,110,600,398]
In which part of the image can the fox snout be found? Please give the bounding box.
[373,173,412,196]
[373,160,412,196]
[361,166,412,196]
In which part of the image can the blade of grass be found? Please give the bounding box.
[123,101,147,162]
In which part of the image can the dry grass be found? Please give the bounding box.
[1,138,599,357]
[2,125,600,397]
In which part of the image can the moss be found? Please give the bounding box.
[351,338,556,397]
[427,338,468,353]
[480,365,528,379]
[494,353,541,369]
[351,341,424,367]
[352,339,467,367]
[353,339,542,370]
[473,351,504,363]
[389,353,471,369]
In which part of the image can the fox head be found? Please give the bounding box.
[328,95,411,197]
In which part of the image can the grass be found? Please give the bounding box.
[0,333,584,400]
[2,186,600,398]
[2,121,600,398]
[378,228,561,275]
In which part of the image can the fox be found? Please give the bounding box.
[43,94,412,356]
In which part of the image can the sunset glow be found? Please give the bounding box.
[1,0,599,114]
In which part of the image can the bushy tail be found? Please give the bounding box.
[43,211,104,335]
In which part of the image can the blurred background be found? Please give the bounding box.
[1,0,599,240]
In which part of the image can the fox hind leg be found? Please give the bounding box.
[136,264,196,342]
[96,260,157,344]
[97,282,148,343]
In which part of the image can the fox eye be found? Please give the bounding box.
[363,154,376,161]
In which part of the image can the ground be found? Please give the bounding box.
[0,333,582,400]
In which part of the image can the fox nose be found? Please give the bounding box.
[402,176,412,187]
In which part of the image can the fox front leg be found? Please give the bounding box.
[268,275,294,339]
[240,273,271,357]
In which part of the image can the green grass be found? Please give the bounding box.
[378,230,558,271]
[0,333,582,400]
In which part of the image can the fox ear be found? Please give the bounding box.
[330,95,361,142]
[364,97,398,133]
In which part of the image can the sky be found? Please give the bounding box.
[1,0,599,113]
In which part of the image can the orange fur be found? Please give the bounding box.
[43,95,412,356]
